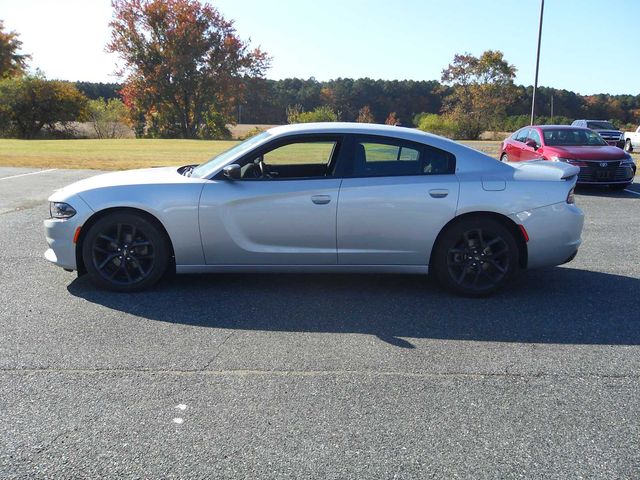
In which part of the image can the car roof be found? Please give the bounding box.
[531,125,590,131]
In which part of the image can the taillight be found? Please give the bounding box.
[567,187,575,204]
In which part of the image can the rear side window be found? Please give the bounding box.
[515,129,530,143]
[528,129,541,147]
[351,137,455,177]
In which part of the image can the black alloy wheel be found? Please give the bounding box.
[82,212,169,291]
[433,218,519,296]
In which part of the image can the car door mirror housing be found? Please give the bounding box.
[525,140,538,150]
[223,164,241,180]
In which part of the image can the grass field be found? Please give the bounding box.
[0,138,637,171]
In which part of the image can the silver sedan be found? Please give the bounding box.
[44,123,584,296]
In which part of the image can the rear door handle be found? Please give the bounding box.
[311,195,331,205]
[429,189,449,198]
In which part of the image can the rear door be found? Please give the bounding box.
[510,128,530,161]
[520,128,544,161]
[336,135,459,266]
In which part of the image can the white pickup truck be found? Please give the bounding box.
[623,125,640,153]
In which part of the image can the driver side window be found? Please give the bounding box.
[241,140,339,180]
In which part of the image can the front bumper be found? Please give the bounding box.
[576,162,635,185]
[43,195,93,270]
[512,202,584,270]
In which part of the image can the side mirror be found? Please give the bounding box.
[525,140,538,150]
[222,164,241,180]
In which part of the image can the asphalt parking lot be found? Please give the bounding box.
[1,167,639,479]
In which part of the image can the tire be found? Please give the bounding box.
[82,212,169,292]
[432,218,519,296]
[609,183,631,191]
[624,139,633,153]
[500,153,509,162]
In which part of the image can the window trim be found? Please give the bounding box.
[338,134,457,179]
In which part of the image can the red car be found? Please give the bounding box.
[500,125,636,190]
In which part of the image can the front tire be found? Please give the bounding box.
[500,153,509,162]
[624,140,633,153]
[82,212,169,292]
[432,218,519,296]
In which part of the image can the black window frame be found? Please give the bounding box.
[337,134,456,179]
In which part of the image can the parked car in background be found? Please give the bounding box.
[623,125,640,153]
[44,123,584,297]
[500,125,636,190]
[571,119,624,148]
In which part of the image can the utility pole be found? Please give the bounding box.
[530,0,545,125]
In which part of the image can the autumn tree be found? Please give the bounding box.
[0,20,30,79]
[441,50,517,138]
[108,0,270,139]
[385,112,399,126]
[0,75,87,138]
[356,105,374,123]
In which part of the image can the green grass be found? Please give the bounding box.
[0,138,637,172]
[0,139,238,170]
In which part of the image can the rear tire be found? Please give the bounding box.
[82,212,169,292]
[432,218,519,296]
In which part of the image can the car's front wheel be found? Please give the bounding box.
[624,139,633,153]
[82,212,170,292]
[432,218,519,296]
[499,153,509,162]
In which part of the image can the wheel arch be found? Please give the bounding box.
[75,207,176,276]
[429,211,528,270]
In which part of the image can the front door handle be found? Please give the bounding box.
[311,195,331,205]
[429,189,449,198]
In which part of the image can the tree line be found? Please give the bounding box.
[1,0,639,141]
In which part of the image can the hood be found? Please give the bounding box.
[545,145,627,160]
[49,167,204,200]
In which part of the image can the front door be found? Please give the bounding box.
[199,136,343,265]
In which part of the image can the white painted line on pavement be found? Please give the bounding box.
[624,189,640,196]
[0,168,58,181]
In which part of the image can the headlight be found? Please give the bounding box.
[621,155,635,165]
[551,156,574,163]
[49,202,77,219]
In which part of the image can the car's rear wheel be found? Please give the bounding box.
[82,212,169,292]
[609,183,631,191]
[432,218,519,296]
[624,139,633,153]
[500,153,509,162]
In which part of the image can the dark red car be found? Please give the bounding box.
[500,125,636,190]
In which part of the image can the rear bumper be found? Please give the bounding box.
[511,202,584,270]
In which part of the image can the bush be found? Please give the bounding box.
[0,75,88,138]
[87,98,130,139]
[416,112,482,140]
[199,107,232,139]
[286,104,339,123]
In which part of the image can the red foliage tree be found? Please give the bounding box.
[0,20,30,79]
[108,0,270,138]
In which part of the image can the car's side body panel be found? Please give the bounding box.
[336,174,459,265]
[199,178,341,265]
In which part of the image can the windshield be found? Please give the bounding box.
[586,121,617,130]
[543,129,607,147]
[190,131,271,178]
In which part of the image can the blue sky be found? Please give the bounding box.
[1,0,638,95]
